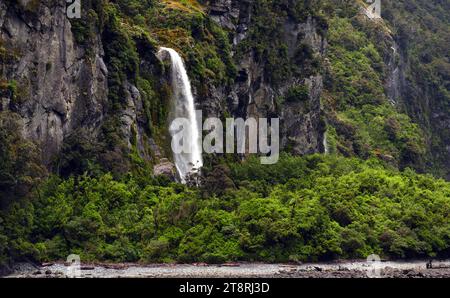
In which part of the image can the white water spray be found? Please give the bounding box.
[323,131,329,155]
[158,47,203,183]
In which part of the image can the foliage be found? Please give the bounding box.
[324,14,427,171]
[382,0,450,178]
[1,154,449,267]
[1,0,449,272]
[0,112,46,209]
[285,85,310,103]
[235,0,325,85]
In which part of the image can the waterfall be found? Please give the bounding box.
[323,132,329,155]
[158,47,203,183]
[387,43,401,105]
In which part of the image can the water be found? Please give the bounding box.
[387,43,401,105]
[158,47,203,183]
[323,132,329,155]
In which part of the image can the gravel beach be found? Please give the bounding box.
[5,260,450,278]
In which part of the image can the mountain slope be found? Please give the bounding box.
[1,0,448,178]
[0,0,449,271]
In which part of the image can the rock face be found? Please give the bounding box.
[0,0,163,170]
[2,0,446,177]
[0,0,107,165]
[153,158,176,180]
[205,0,327,154]
[0,0,327,171]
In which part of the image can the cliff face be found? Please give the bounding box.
[204,0,327,155]
[0,0,328,172]
[0,0,165,173]
[0,0,448,179]
[382,1,450,178]
[0,0,107,165]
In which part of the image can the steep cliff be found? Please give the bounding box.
[0,0,329,178]
[204,0,327,155]
[1,0,449,272]
[0,0,448,178]
[383,0,450,178]
[0,0,107,165]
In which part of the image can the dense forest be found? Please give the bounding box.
[0,0,449,272]
[2,154,450,265]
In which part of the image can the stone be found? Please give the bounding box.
[153,159,176,180]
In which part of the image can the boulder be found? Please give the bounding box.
[153,159,176,180]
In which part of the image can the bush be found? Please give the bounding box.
[285,85,310,103]
[1,154,448,267]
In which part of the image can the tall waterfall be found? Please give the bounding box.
[158,47,203,183]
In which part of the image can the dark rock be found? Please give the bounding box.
[80,266,95,271]
[207,1,327,156]
[0,1,108,165]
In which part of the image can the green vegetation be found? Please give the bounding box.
[0,112,46,209]
[235,0,325,85]
[1,154,449,266]
[285,85,310,103]
[0,112,47,267]
[323,11,427,171]
[61,0,238,175]
[0,0,449,273]
[383,1,450,178]
[318,0,450,177]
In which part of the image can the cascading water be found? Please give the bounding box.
[158,47,203,183]
[323,132,329,155]
[386,43,401,105]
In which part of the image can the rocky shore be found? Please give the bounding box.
[4,260,450,278]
